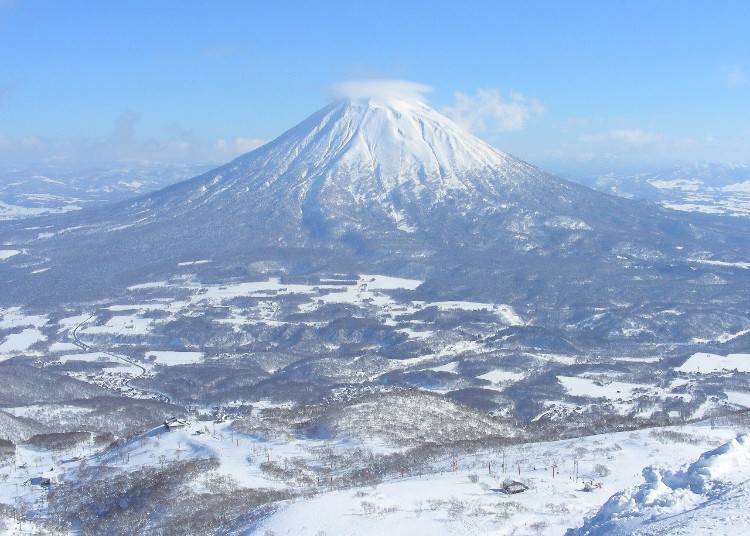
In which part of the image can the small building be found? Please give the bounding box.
[502,479,529,494]
[164,418,188,430]
[583,480,603,492]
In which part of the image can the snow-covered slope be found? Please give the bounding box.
[569,433,750,535]
[250,422,739,536]
[232,95,530,200]
[309,391,518,447]
[125,92,556,241]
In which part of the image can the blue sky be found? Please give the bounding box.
[1,0,748,169]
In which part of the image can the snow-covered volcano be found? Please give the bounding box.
[3,81,749,308]
[241,95,533,200]
[131,89,555,239]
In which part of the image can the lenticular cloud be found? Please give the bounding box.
[331,79,432,103]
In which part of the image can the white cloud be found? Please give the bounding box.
[442,89,544,133]
[726,66,749,88]
[211,137,267,158]
[539,125,750,166]
[331,79,432,102]
[0,112,265,166]
[580,129,663,145]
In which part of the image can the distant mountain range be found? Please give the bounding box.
[560,162,750,218]
[0,162,212,220]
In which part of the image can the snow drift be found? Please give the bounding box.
[568,433,750,535]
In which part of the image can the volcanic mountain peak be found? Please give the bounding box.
[187,90,545,222]
[314,96,517,185]
[118,87,569,244]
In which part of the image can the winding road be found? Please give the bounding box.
[69,312,171,404]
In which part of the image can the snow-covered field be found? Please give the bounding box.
[1,413,745,535]
[117,274,523,335]
[145,350,205,366]
[688,258,750,270]
[0,327,46,356]
[557,376,643,400]
[252,422,741,535]
[678,352,750,374]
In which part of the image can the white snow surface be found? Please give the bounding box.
[569,434,750,535]
[54,351,114,364]
[48,341,80,353]
[0,307,48,329]
[557,376,643,400]
[81,314,154,336]
[177,259,212,266]
[725,390,750,408]
[678,352,750,373]
[252,422,737,536]
[145,350,204,365]
[429,301,525,325]
[478,369,525,384]
[688,258,750,269]
[0,413,744,536]
[246,95,527,204]
[0,328,46,356]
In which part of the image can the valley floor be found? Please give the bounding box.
[1,272,750,535]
